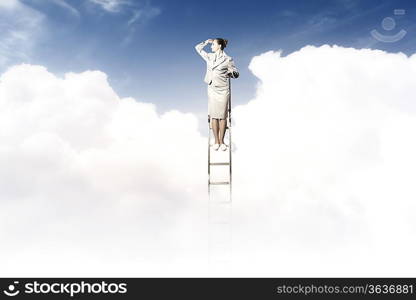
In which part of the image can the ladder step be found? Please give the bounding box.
[209,181,230,185]
[209,221,230,225]
[208,198,232,203]
[210,162,230,165]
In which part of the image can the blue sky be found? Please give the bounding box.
[2,0,416,115]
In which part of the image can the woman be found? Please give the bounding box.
[195,38,239,151]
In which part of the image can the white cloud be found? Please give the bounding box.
[0,63,208,276]
[127,6,161,26]
[86,0,161,47]
[121,5,161,46]
[49,0,80,18]
[1,44,416,276]
[229,45,416,276]
[0,0,18,9]
[88,0,131,13]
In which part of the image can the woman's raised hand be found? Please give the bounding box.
[205,39,213,44]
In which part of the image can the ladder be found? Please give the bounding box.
[207,77,233,266]
[208,77,232,197]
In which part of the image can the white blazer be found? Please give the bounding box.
[195,41,239,86]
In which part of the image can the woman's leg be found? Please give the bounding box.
[219,118,227,144]
[211,118,220,144]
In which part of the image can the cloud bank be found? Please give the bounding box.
[1,44,416,276]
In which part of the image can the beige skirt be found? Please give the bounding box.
[207,82,230,119]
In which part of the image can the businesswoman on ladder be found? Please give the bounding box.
[195,38,239,151]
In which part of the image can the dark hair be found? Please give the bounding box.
[214,38,228,50]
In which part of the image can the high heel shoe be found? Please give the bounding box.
[212,143,220,151]
[219,143,228,151]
